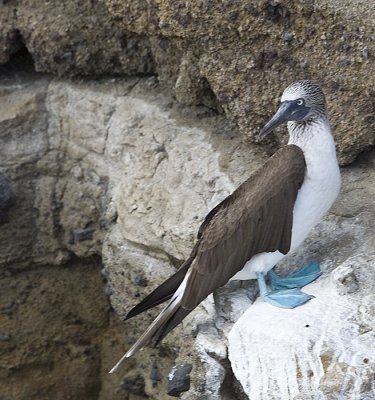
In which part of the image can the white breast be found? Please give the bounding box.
[289,123,341,251]
[231,120,341,281]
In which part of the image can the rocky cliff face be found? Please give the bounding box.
[0,1,374,399]
[0,0,374,164]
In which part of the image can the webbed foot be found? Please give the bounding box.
[256,271,315,309]
[262,288,314,308]
[267,261,321,290]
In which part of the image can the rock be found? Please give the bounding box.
[103,225,177,318]
[101,0,375,166]
[0,173,15,225]
[361,46,369,60]
[0,77,49,166]
[121,375,146,396]
[331,262,359,295]
[0,333,11,341]
[0,174,15,209]
[0,302,16,315]
[72,228,94,243]
[281,31,294,42]
[150,363,163,387]
[1,0,374,163]
[228,260,375,399]
[0,260,112,400]
[167,363,192,397]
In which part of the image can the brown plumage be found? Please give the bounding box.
[109,144,306,372]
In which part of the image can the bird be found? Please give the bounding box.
[109,80,341,373]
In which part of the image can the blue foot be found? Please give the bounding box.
[256,272,314,309]
[263,288,314,308]
[267,261,321,290]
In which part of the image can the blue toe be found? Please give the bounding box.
[268,261,321,290]
[263,288,314,309]
[256,271,315,309]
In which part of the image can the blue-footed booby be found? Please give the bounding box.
[109,80,341,373]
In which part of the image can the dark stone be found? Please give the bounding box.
[72,228,94,242]
[133,275,148,287]
[244,4,260,17]
[264,3,291,26]
[104,285,113,296]
[361,46,369,60]
[0,211,9,225]
[121,375,146,397]
[281,31,294,42]
[228,11,239,21]
[49,32,62,41]
[0,174,15,226]
[0,302,16,315]
[100,268,109,280]
[0,333,11,341]
[167,363,192,397]
[61,51,73,62]
[150,363,162,387]
[159,37,169,50]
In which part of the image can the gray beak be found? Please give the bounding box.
[258,101,296,140]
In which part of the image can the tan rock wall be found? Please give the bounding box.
[0,0,374,164]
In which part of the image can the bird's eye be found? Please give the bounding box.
[296,99,304,106]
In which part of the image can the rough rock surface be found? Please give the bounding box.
[0,173,15,225]
[0,259,109,400]
[0,0,374,164]
[229,255,375,400]
[0,60,374,400]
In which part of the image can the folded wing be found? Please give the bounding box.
[182,144,306,310]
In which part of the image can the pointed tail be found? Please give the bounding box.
[125,259,191,320]
[109,278,191,373]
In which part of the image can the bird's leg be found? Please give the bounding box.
[256,272,314,309]
[267,261,321,290]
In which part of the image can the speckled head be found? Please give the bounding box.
[259,80,327,139]
[281,80,326,116]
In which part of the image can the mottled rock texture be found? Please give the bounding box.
[0,260,108,399]
[0,173,15,224]
[0,0,374,164]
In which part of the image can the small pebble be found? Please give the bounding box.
[0,333,11,342]
[150,364,162,387]
[281,32,294,42]
[361,46,369,60]
[121,375,146,396]
[72,228,94,242]
[167,363,192,397]
[133,275,148,287]
[342,56,351,66]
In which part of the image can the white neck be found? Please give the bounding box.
[286,115,341,253]
[287,117,338,168]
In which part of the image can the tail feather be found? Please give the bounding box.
[109,292,190,374]
[109,286,187,374]
[151,306,191,347]
[125,259,192,320]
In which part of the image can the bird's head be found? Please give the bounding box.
[259,80,326,139]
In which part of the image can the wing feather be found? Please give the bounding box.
[182,145,306,310]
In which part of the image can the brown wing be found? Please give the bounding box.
[182,144,306,310]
